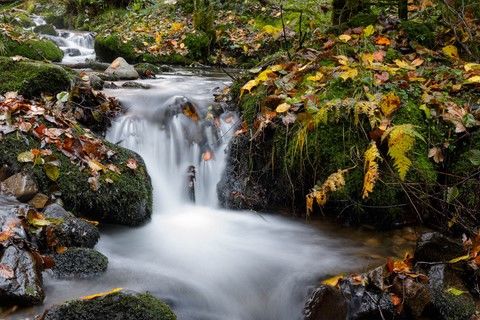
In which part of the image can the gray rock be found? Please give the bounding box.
[428,264,476,320]
[1,172,38,202]
[64,48,81,57]
[103,82,119,89]
[89,74,104,90]
[52,218,100,248]
[28,193,49,209]
[303,285,347,320]
[339,278,394,320]
[43,203,74,220]
[41,290,176,320]
[0,245,44,306]
[51,248,107,278]
[121,81,151,89]
[104,57,139,80]
[415,232,463,263]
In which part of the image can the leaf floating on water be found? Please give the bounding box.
[202,150,213,161]
[0,264,14,279]
[81,288,123,300]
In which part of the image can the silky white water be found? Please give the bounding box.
[9,72,387,320]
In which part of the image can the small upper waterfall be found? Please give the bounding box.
[32,15,95,63]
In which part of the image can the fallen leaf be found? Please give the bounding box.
[81,288,123,300]
[0,264,14,279]
[442,45,459,59]
[276,103,291,113]
[126,158,138,170]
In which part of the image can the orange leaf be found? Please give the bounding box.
[376,36,391,46]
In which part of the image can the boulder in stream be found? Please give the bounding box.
[0,245,44,306]
[50,248,107,278]
[303,285,347,320]
[414,232,463,263]
[33,24,58,36]
[104,57,139,80]
[121,81,151,89]
[1,172,38,202]
[40,290,177,320]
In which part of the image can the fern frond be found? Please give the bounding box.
[306,169,348,217]
[382,124,424,180]
[362,142,382,198]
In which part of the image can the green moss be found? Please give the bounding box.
[0,57,72,97]
[33,24,58,36]
[401,20,435,48]
[348,13,378,28]
[134,63,160,78]
[43,292,176,320]
[1,35,63,62]
[94,34,137,63]
[0,131,152,226]
[184,31,212,61]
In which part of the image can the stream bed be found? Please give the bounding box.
[9,71,419,320]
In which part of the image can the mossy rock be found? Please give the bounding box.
[1,35,63,62]
[0,132,153,226]
[41,291,176,320]
[134,63,160,78]
[0,57,72,97]
[33,24,58,36]
[94,34,137,63]
[51,248,108,278]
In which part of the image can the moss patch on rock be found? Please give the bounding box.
[0,132,152,226]
[33,24,58,36]
[41,291,176,320]
[1,35,64,62]
[0,57,72,97]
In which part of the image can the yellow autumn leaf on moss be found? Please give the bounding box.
[339,67,358,81]
[363,25,375,37]
[276,103,291,113]
[170,22,184,33]
[464,63,480,72]
[307,71,324,82]
[394,59,416,70]
[257,69,275,82]
[240,79,259,97]
[362,142,381,199]
[465,75,480,84]
[338,34,351,42]
[81,288,123,300]
[322,275,344,287]
[442,45,459,59]
[380,92,401,117]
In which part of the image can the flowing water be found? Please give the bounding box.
[32,16,95,64]
[7,65,420,319]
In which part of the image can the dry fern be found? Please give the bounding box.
[306,169,348,217]
[362,142,382,199]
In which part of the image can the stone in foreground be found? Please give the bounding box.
[104,57,139,80]
[40,291,176,320]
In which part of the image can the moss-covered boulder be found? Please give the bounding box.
[41,291,176,320]
[33,24,58,36]
[51,248,108,278]
[0,57,72,97]
[1,35,64,62]
[0,132,152,226]
[94,34,138,63]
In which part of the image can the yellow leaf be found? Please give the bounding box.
[338,34,351,42]
[360,53,374,66]
[442,45,459,59]
[170,22,184,33]
[307,71,324,82]
[336,55,349,66]
[276,103,291,113]
[448,254,470,264]
[240,79,259,97]
[464,63,480,72]
[322,275,344,287]
[380,92,401,117]
[257,69,274,82]
[394,59,415,70]
[363,25,375,37]
[339,67,358,81]
[362,142,381,199]
[81,288,123,300]
[270,64,284,72]
[155,33,162,45]
[88,160,105,173]
[465,75,480,84]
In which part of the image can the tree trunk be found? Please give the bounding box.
[332,0,367,25]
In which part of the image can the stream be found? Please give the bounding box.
[10,22,418,320]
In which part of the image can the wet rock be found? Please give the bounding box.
[28,193,49,209]
[121,81,151,89]
[103,82,119,89]
[0,245,44,306]
[134,63,160,78]
[1,172,38,202]
[0,164,12,181]
[51,248,107,278]
[104,57,139,80]
[64,48,81,57]
[159,65,175,72]
[41,290,176,320]
[428,264,476,320]
[415,232,463,262]
[303,285,347,320]
[51,218,100,249]
[392,277,430,318]
[43,203,74,220]
[339,278,394,320]
[89,74,104,90]
[33,24,58,36]
[364,265,386,291]
[218,135,268,211]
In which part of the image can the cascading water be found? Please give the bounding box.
[9,71,403,320]
[31,16,95,64]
